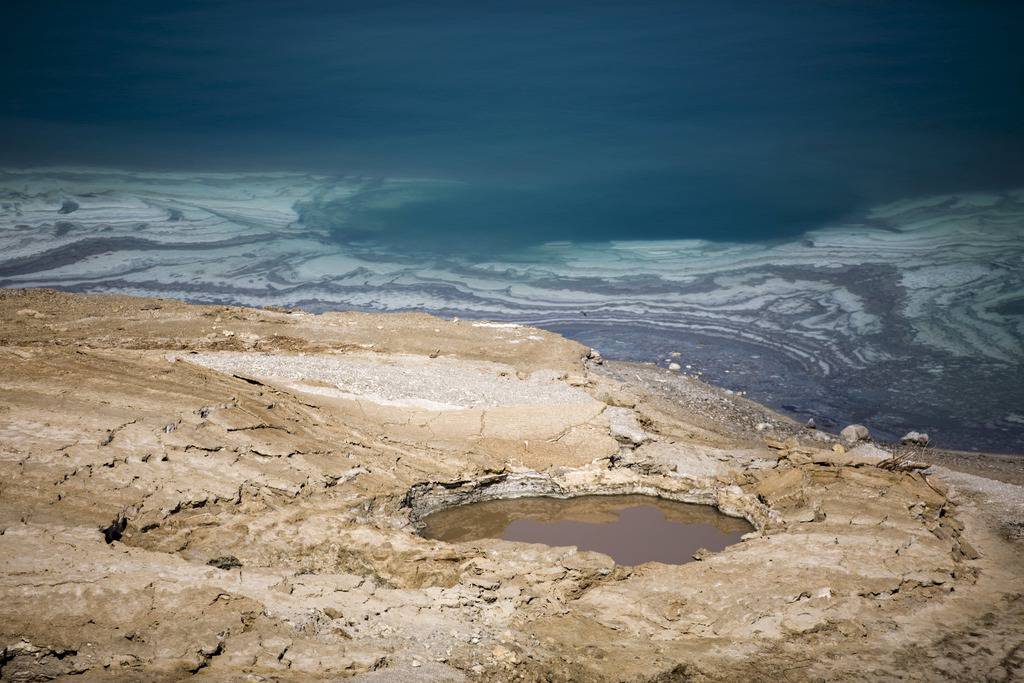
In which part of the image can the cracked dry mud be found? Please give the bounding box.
[1,288,1022,682]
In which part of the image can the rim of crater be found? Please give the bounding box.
[399,468,774,540]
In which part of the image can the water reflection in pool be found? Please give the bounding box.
[419,495,753,566]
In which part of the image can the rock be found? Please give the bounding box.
[844,443,892,466]
[840,424,870,443]
[468,575,500,590]
[606,407,649,446]
[956,538,980,560]
[207,555,242,570]
[692,548,712,561]
[901,431,930,447]
[797,438,890,471]
[668,362,681,371]
[810,449,849,467]
[754,467,808,507]
[755,422,772,432]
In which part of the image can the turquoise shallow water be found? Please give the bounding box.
[1,170,1022,452]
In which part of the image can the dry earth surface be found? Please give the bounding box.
[0,289,1021,682]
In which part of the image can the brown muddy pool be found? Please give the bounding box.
[419,495,753,566]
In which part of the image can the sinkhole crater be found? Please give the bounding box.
[419,494,753,566]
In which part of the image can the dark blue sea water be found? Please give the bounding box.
[2,1,1023,249]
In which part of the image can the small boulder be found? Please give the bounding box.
[668,362,681,371]
[840,424,870,444]
[901,431,930,447]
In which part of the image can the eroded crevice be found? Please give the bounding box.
[101,515,127,544]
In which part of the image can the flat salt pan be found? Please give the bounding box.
[179,351,592,410]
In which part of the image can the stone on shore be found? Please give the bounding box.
[901,431,930,447]
[840,423,871,443]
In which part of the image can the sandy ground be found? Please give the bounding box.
[0,288,1021,682]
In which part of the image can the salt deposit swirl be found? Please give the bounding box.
[1,169,1022,451]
